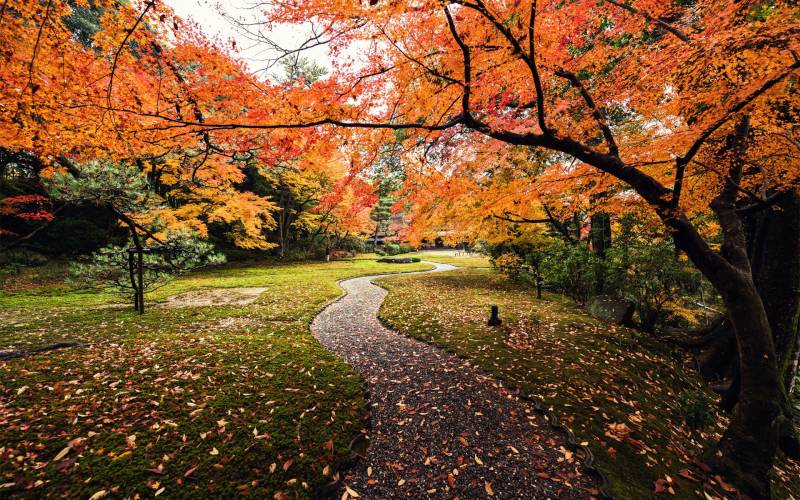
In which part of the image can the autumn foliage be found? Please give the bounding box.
[2,0,800,497]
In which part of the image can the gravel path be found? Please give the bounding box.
[311,262,595,498]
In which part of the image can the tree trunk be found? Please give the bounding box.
[694,191,800,460]
[746,190,800,393]
[128,249,139,313]
[714,275,781,499]
[137,245,144,314]
[130,228,145,314]
[665,117,780,498]
[589,212,611,257]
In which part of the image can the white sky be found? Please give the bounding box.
[164,0,334,79]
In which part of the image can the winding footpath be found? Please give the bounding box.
[312,262,594,498]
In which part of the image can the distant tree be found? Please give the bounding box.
[278,56,328,86]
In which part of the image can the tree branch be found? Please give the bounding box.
[444,6,471,115]
[456,0,548,133]
[605,0,690,43]
[27,0,53,94]
[107,0,157,107]
[555,69,619,157]
[672,58,800,210]
[528,0,547,133]
[710,115,752,271]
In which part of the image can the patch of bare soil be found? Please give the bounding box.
[162,287,267,308]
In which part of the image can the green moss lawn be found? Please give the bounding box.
[0,257,430,498]
[377,268,800,499]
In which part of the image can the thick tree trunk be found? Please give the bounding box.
[665,117,780,498]
[693,191,800,460]
[713,275,781,499]
[747,190,800,393]
[590,211,611,294]
[589,212,611,257]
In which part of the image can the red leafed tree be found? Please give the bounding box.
[0,195,56,250]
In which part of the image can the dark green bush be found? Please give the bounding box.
[540,241,606,303]
[385,243,402,255]
[680,390,716,431]
[0,249,48,267]
[605,216,699,332]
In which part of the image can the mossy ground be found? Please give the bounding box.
[377,269,800,499]
[0,257,431,498]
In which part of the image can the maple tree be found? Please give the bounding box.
[0,0,382,261]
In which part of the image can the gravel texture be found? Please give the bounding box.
[311,262,595,499]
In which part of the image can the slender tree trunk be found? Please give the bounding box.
[128,249,139,313]
[137,245,144,314]
[130,228,145,314]
[278,203,286,259]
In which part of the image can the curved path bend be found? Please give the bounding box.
[312,262,593,498]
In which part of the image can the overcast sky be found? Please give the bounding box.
[163,0,333,78]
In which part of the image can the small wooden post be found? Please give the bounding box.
[488,305,502,326]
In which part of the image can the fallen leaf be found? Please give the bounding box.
[53,447,71,462]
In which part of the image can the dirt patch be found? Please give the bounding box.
[163,287,267,308]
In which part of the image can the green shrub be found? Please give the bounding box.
[680,390,716,431]
[0,249,48,267]
[493,252,524,279]
[385,243,401,255]
[540,242,606,303]
[606,215,700,332]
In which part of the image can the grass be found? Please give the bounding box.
[377,268,800,499]
[0,257,431,498]
[394,250,492,268]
